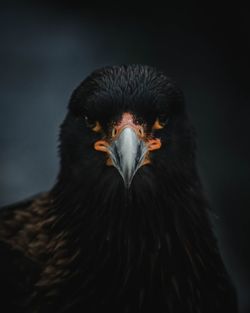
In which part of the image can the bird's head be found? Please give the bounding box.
[58,65,196,194]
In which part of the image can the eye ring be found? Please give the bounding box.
[158,114,169,127]
[152,115,169,130]
[84,116,96,128]
[84,116,102,132]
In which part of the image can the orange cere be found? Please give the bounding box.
[94,112,162,153]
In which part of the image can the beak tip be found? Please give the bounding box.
[123,176,133,189]
[109,127,147,188]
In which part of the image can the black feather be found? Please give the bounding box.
[0,65,238,312]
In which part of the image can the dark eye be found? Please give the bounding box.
[135,117,144,125]
[84,116,96,128]
[158,114,169,127]
[84,116,102,132]
[152,114,169,130]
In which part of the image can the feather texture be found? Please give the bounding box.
[0,65,238,312]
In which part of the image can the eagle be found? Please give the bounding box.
[0,65,238,313]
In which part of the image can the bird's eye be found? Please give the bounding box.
[84,116,102,132]
[152,114,169,130]
[135,117,144,125]
[158,114,169,127]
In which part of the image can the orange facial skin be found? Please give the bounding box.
[93,112,162,165]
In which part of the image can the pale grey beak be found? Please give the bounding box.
[108,127,148,188]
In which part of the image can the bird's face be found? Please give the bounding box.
[59,65,194,191]
[83,111,163,188]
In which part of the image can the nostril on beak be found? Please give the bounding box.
[138,126,144,137]
[112,128,118,138]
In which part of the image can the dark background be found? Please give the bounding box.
[0,2,249,312]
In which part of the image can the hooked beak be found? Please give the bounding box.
[94,113,161,188]
[108,127,148,188]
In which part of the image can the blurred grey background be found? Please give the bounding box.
[0,2,249,312]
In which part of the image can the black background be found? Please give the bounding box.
[0,2,249,312]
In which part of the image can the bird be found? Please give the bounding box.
[0,64,238,313]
